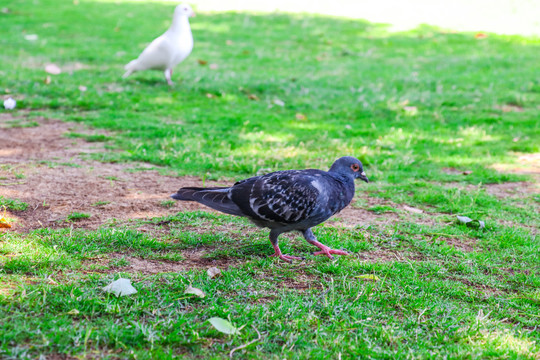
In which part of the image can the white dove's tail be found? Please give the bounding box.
[123,60,138,78]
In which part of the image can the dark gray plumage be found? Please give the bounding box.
[171,156,368,262]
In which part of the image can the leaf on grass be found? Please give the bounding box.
[45,63,61,75]
[248,94,259,101]
[0,207,12,228]
[67,309,80,315]
[208,317,239,335]
[403,205,423,214]
[273,99,285,107]
[24,34,38,41]
[207,267,222,279]
[457,215,485,229]
[355,274,380,282]
[197,59,208,65]
[103,278,137,296]
[184,285,205,298]
[475,32,488,39]
[209,63,218,70]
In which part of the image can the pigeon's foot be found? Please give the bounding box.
[269,253,303,262]
[312,244,350,259]
[270,244,303,262]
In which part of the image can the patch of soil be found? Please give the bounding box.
[492,152,540,177]
[331,195,401,227]
[438,236,477,252]
[483,182,539,198]
[89,250,239,275]
[357,249,425,262]
[0,116,223,232]
[440,181,539,199]
[452,277,503,296]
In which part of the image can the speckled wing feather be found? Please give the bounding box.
[230,170,323,224]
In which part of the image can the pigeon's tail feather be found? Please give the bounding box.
[171,187,244,216]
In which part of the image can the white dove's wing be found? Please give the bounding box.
[132,34,175,71]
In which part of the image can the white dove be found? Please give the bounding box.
[123,4,195,85]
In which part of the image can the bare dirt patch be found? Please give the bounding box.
[89,250,239,275]
[483,182,539,198]
[492,152,540,178]
[0,116,223,232]
[357,249,425,262]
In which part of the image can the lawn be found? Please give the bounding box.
[1,0,539,358]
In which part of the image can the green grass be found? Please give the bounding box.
[1,0,539,358]
[66,212,92,221]
[0,196,29,212]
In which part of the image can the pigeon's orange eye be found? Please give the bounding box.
[351,164,360,172]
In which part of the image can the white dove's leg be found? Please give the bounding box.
[164,68,173,85]
[268,229,303,262]
[302,228,349,259]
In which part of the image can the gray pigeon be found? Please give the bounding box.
[171,156,368,262]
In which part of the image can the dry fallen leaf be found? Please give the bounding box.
[462,170,473,175]
[45,63,61,75]
[184,285,205,298]
[44,76,51,84]
[207,267,222,279]
[403,205,423,214]
[475,32,488,39]
[295,113,307,121]
[67,309,80,315]
[197,59,208,65]
[206,93,215,98]
[248,94,259,101]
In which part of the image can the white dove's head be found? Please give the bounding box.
[174,4,195,18]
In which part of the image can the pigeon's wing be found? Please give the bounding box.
[134,34,174,70]
[230,170,322,224]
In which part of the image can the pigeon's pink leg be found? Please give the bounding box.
[303,229,350,259]
[164,68,173,85]
[269,230,303,262]
[269,244,303,262]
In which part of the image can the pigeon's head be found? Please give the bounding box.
[329,156,369,183]
[174,4,195,18]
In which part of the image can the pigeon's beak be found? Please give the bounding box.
[358,171,369,183]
